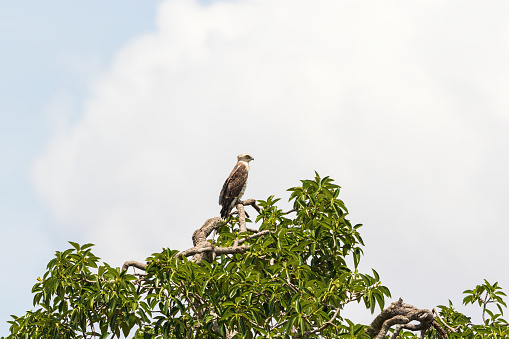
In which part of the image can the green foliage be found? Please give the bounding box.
[462,279,507,322]
[402,280,508,339]
[3,173,390,338]
[5,174,508,338]
[7,242,142,339]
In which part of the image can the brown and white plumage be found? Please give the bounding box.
[219,153,254,219]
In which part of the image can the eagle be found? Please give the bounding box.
[219,153,254,219]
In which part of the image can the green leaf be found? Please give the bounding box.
[68,241,80,251]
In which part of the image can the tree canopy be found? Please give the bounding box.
[3,174,507,338]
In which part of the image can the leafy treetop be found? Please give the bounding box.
[3,173,507,338]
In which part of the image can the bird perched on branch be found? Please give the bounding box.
[219,153,254,219]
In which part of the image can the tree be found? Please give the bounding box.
[2,174,507,338]
[369,280,508,338]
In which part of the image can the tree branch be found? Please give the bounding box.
[236,203,247,233]
[238,230,271,244]
[175,245,253,260]
[192,217,225,246]
[240,198,261,214]
[366,298,435,339]
[293,306,341,338]
[214,245,252,255]
[432,308,460,335]
[122,261,148,272]
[283,208,297,215]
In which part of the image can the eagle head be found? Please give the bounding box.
[237,153,254,162]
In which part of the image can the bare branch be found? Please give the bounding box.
[189,217,227,263]
[122,261,147,272]
[271,319,289,331]
[192,217,224,246]
[390,325,404,339]
[177,246,215,259]
[366,298,434,339]
[214,245,251,255]
[240,198,261,214]
[237,203,247,233]
[176,245,253,260]
[123,218,270,269]
[283,208,297,215]
[433,307,460,335]
[238,230,271,245]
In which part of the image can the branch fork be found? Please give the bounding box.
[122,198,264,270]
[366,298,447,339]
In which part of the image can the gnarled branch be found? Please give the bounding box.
[366,298,438,339]
[192,217,225,246]
[122,199,270,270]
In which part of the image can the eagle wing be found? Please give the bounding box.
[219,163,248,203]
[219,163,249,217]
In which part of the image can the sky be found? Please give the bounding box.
[2,0,509,335]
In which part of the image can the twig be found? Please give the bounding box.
[271,319,289,331]
[293,306,341,338]
[433,308,461,334]
[482,292,490,323]
[283,208,297,215]
[238,230,271,244]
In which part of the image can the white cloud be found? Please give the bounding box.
[32,0,509,325]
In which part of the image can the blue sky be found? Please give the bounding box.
[2,0,509,336]
[0,1,159,333]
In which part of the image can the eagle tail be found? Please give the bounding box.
[220,204,230,219]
